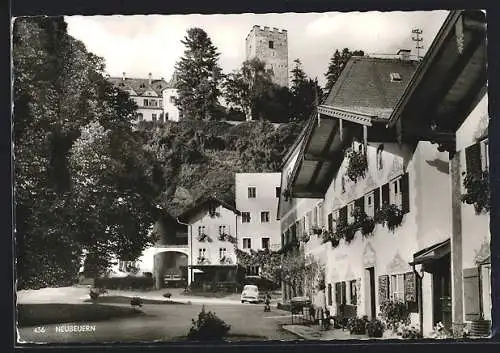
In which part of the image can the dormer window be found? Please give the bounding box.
[390,72,402,82]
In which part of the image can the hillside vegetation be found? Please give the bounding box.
[138,119,305,216]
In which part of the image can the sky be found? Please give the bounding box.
[65,10,450,87]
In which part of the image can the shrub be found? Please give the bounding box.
[89,289,99,301]
[366,319,385,338]
[187,305,231,341]
[348,316,369,335]
[401,325,423,339]
[163,293,172,298]
[379,300,411,331]
[94,276,154,290]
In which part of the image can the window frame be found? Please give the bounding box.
[376,145,384,170]
[248,187,257,198]
[241,212,251,223]
[262,237,270,250]
[260,211,270,223]
[269,40,274,49]
[347,202,356,224]
[242,238,252,249]
[390,273,405,301]
[390,177,403,207]
[365,191,375,218]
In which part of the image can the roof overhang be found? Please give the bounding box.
[388,10,487,154]
[288,107,398,198]
[409,238,450,266]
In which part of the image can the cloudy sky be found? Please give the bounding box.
[65,10,449,87]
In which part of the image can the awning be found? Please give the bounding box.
[409,238,450,266]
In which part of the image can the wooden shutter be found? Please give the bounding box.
[465,143,482,174]
[327,283,333,305]
[307,211,312,231]
[404,271,416,302]
[463,267,481,321]
[355,196,365,214]
[341,281,347,304]
[339,206,348,224]
[378,275,389,303]
[374,187,381,213]
[401,173,410,214]
[328,213,333,232]
[335,282,342,304]
[381,183,390,205]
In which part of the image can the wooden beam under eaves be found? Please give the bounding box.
[291,191,325,199]
[304,153,334,162]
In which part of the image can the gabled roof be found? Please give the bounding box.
[178,196,240,223]
[108,77,169,96]
[323,56,420,120]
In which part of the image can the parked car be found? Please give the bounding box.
[241,285,260,303]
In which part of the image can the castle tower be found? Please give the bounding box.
[245,25,289,88]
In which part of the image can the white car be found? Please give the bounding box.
[241,285,260,303]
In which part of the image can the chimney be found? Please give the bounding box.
[397,49,411,61]
[122,72,126,81]
[148,73,152,85]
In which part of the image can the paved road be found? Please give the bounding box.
[18,302,299,343]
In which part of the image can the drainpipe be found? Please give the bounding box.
[412,263,425,336]
[177,217,192,286]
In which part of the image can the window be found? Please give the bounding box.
[218,225,226,235]
[390,177,402,207]
[242,212,251,223]
[327,213,333,232]
[209,205,217,216]
[248,187,256,198]
[219,248,227,258]
[332,210,339,231]
[137,113,144,121]
[198,248,206,257]
[152,113,157,122]
[159,113,164,122]
[243,238,251,249]
[269,40,274,49]
[390,274,405,301]
[347,202,355,224]
[365,192,375,218]
[248,266,259,276]
[261,211,270,223]
[390,72,402,82]
[170,96,175,103]
[377,145,384,170]
[143,99,149,106]
[480,139,489,170]
[341,175,346,193]
[198,226,206,236]
[276,187,281,198]
[349,280,357,305]
[262,237,270,250]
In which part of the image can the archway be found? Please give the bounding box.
[153,250,189,289]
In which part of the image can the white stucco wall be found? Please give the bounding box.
[163,88,180,121]
[236,173,282,251]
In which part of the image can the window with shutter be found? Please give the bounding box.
[340,206,348,224]
[365,192,375,217]
[374,187,381,213]
[335,282,342,304]
[382,183,390,206]
[327,283,333,305]
[378,275,390,303]
[355,196,365,216]
[401,173,410,214]
[463,267,481,321]
[465,143,482,175]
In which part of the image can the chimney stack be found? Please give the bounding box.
[397,49,411,61]
[148,73,152,85]
[122,72,126,81]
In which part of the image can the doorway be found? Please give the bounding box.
[432,255,452,329]
[364,267,376,319]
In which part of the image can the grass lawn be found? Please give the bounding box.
[17,303,144,327]
[83,295,187,305]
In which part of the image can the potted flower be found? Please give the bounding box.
[374,203,404,231]
[461,170,490,214]
[361,217,375,236]
[346,148,368,183]
[345,224,356,243]
[366,319,385,338]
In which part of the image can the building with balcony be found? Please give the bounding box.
[278,10,487,338]
[178,196,244,291]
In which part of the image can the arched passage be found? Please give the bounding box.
[153,250,189,289]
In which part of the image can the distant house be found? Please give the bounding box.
[108,71,181,123]
[178,196,245,292]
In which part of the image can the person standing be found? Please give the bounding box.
[314,284,326,325]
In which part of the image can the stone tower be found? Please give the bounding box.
[245,25,289,88]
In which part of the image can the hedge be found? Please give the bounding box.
[94,276,154,290]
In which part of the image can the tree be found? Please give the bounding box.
[324,48,365,99]
[14,17,165,288]
[290,59,322,121]
[175,28,223,121]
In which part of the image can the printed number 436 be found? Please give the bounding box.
[33,327,46,333]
